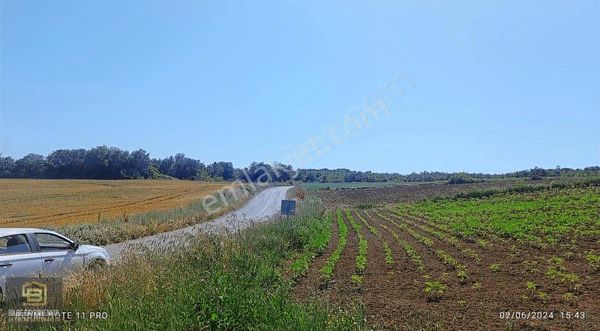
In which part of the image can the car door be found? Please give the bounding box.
[34,232,84,276]
[0,234,43,298]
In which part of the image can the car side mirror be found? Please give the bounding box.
[69,242,80,251]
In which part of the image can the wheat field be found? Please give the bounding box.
[0,179,228,227]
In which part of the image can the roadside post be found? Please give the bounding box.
[281,200,296,218]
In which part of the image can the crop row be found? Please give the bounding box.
[374,210,469,282]
[346,210,368,283]
[373,211,434,247]
[354,211,379,236]
[355,212,393,266]
[387,209,480,262]
[377,220,425,273]
[396,204,499,248]
[321,210,348,280]
[290,212,333,277]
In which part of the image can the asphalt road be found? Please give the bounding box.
[104,186,292,259]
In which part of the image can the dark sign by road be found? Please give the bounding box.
[281,200,296,216]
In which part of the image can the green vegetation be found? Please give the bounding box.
[290,212,333,277]
[383,242,394,266]
[347,210,368,275]
[294,166,600,185]
[354,212,379,235]
[375,211,434,247]
[586,251,600,270]
[388,209,480,261]
[402,187,600,244]
[489,263,501,272]
[356,211,394,266]
[351,274,364,285]
[321,209,349,280]
[379,222,425,273]
[424,281,446,302]
[451,177,600,200]
[546,257,581,292]
[457,270,468,284]
[53,198,363,330]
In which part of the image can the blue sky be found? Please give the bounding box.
[1,0,598,173]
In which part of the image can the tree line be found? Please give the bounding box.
[0,146,293,182]
[0,146,598,182]
[294,166,600,183]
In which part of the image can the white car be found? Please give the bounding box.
[0,228,109,298]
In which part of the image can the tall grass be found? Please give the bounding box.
[51,197,363,330]
[290,212,333,278]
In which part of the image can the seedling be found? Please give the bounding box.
[586,251,600,270]
[537,291,549,302]
[489,263,501,272]
[424,281,445,302]
[457,270,468,284]
[383,242,394,266]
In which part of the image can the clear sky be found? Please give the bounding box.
[1,0,598,174]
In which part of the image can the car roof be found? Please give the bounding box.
[0,228,54,237]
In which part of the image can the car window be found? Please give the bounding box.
[35,233,71,251]
[0,234,32,255]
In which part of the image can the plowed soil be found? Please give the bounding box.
[294,208,598,330]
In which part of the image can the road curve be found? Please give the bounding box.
[104,186,292,259]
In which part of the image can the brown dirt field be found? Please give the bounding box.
[312,179,554,208]
[0,179,228,227]
[293,207,599,330]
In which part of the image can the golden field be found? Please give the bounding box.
[0,179,228,227]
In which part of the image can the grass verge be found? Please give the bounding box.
[34,197,363,330]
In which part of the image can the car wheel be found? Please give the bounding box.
[87,259,107,271]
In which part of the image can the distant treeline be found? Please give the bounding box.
[0,146,598,182]
[0,146,293,182]
[293,166,600,183]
